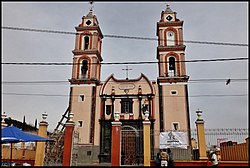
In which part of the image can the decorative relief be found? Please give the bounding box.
[118,83,135,90]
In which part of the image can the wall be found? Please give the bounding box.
[76,145,99,165]
[1,145,35,165]
[220,139,249,161]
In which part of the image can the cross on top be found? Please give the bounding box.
[89,1,94,11]
[122,66,132,80]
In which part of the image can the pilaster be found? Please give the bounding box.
[143,111,151,166]
[34,112,48,166]
[111,112,122,166]
[195,109,208,160]
[63,113,75,166]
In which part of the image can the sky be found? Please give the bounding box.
[2,1,248,132]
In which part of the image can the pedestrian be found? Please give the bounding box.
[167,148,174,167]
[160,148,169,167]
[155,150,161,166]
[210,151,218,167]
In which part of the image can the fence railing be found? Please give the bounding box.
[190,128,248,148]
[152,128,248,160]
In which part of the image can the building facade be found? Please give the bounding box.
[69,5,191,165]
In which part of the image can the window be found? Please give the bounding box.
[168,57,176,77]
[172,122,179,131]
[106,105,112,115]
[121,98,133,113]
[79,95,85,102]
[81,60,88,78]
[78,121,83,127]
[84,36,90,50]
[87,151,91,156]
[170,90,177,95]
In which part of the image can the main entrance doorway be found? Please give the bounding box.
[121,125,143,166]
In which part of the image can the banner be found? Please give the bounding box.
[160,131,188,149]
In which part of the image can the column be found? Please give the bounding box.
[62,113,75,166]
[147,95,152,119]
[110,88,115,120]
[72,57,77,79]
[111,112,122,166]
[138,95,142,119]
[101,95,106,120]
[143,111,151,166]
[34,112,48,166]
[195,109,208,160]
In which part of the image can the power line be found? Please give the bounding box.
[189,78,248,82]
[2,26,248,47]
[2,78,248,85]
[2,92,248,98]
[104,34,248,47]
[1,57,248,66]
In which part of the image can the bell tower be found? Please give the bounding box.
[156,5,191,137]
[69,6,103,145]
[70,8,103,83]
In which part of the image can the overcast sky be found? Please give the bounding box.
[2,1,248,131]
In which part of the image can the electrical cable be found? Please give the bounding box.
[2,57,248,66]
[2,26,248,47]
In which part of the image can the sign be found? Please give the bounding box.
[160,131,188,149]
[118,83,135,90]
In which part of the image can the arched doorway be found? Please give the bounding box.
[121,125,142,166]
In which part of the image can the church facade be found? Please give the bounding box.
[69,5,191,165]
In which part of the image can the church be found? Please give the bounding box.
[68,4,191,165]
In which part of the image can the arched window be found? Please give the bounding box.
[81,60,88,78]
[167,31,175,46]
[83,36,90,50]
[168,57,176,77]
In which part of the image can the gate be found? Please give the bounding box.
[121,125,143,166]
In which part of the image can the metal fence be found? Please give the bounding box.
[153,128,249,149]
[191,128,249,148]
[152,128,248,160]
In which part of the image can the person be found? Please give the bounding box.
[160,149,169,167]
[167,148,174,167]
[155,150,161,166]
[210,151,218,167]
